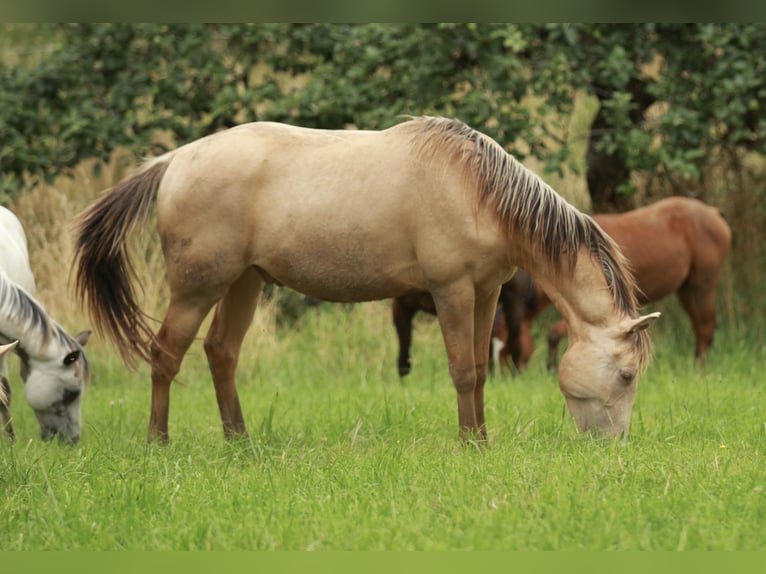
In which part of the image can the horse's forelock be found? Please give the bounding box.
[585,219,652,370]
[409,116,651,369]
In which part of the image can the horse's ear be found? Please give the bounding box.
[623,312,661,335]
[74,330,92,347]
[63,350,81,366]
[0,341,18,357]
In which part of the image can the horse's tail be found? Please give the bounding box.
[72,156,172,367]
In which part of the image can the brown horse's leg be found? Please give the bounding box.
[203,267,262,439]
[472,288,501,440]
[546,319,568,372]
[149,298,214,443]
[490,310,510,375]
[432,282,479,441]
[392,297,417,378]
[518,319,535,371]
[498,280,524,375]
[676,283,717,366]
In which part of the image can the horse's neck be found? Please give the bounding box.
[0,276,61,360]
[530,251,615,333]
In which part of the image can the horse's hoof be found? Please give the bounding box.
[147,430,169,445]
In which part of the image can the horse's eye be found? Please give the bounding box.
[63,351,80,366]
[62,388,81,405]
[618,368,636,385]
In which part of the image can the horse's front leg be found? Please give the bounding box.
[472,287,502,439]
[499,283,524,375]
[432,282,481,442]
[0,356,13,440]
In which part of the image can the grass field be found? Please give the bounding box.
[1,27,763,549]
[2,294,765,551]
[2,117,764,554]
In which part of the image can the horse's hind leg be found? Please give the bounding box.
[149,297,215,443]
[676,282,717,366]
[204,267,263,439]
[392,297,417,377]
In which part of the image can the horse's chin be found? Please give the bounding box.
[564,397,630,439]
[35,410,81,445]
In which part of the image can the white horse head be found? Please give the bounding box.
[1,206,91,444]
[20,331,91,443]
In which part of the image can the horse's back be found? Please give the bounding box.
[645,196,731,267]
[595,199,692,300]
[154,120,509,303]
[0,206,36,293]
[594,197,729,301]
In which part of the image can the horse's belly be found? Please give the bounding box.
[258,260,423,303]
[254,239,425,303]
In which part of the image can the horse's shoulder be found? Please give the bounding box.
[0,206,35,293]
[0,206,26,236]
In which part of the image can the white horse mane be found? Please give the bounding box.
[0,268,75,359]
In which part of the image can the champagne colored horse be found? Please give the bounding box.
[73,117,659,443]
[542,197,731,370]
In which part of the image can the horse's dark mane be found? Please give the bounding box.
[409,116,651,369]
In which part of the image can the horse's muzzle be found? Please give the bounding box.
[41,427,80,445]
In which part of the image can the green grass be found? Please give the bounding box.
[2,299,765,550]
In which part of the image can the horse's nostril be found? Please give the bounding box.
[62,388,81,406]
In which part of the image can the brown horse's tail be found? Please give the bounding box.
[72,157,172,367]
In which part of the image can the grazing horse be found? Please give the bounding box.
[543,197,731,370]
[72,117,659,442]
[0,206,91,443]
[393,269,538,377]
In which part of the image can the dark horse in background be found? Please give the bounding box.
[524,197,730,371]
[393,269,538,377]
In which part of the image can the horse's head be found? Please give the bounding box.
[557,312,660,438]
[22,331,91,444]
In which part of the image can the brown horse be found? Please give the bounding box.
[543,196,731,370]
[72,116,659,443]
[393,269,538,377]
